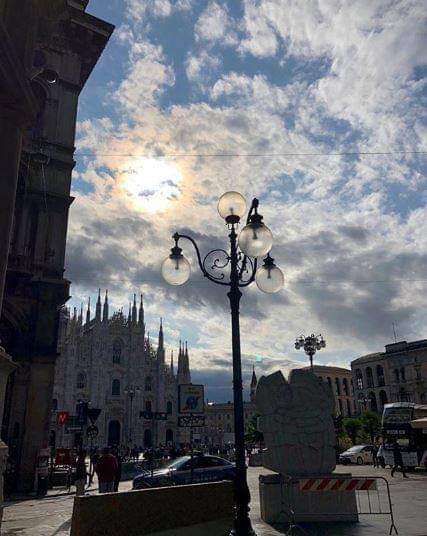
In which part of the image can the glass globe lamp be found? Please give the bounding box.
[238,213,273,258]
[255,254,284,293]
[217,191,247,223]
[161,245,191,285]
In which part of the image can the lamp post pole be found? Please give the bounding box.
[161,192,285,536]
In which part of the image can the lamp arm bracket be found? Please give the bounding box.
[239,257,258,287]
[174,233,230,286]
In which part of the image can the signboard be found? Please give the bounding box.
[178,415,206,427]
[57,411,69,426]
[87,408,102,424]
[178,384,204,415]
[65,415,83,433]
[86,425,99,438]
[140,411,168,421]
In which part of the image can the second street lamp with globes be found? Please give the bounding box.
[161,191,284,536]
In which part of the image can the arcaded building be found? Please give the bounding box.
[351,339,427,413]
[52,292,192,449]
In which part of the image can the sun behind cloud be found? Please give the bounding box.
[118,157,183,213]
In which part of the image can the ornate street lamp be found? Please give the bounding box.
[295,333,326,372]
[124,385,140,445]
[162,192,284,535]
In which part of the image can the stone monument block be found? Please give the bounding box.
[256,369,358,524]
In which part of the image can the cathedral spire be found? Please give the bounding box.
[170,350,174,374]
[102,289,109,322]
[184,341,191,383]
[79,303,83,325]
[250,365,258,403]
[132,293,137,324]
[127,301,131,325]
[138,293,144,325]
[86,297,91,325]
[158,318,164,349]
[95,288,101,322]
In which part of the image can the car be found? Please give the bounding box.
[339,445,374,465]
[132,454,236,489]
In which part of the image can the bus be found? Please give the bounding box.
[381,402,427,469]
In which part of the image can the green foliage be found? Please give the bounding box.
[245,413,263,444]
[360,410,381,443]
[343,417,362,444]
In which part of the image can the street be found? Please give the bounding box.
[2,465,427,536]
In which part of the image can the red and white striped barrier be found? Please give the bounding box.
[299,477,377,492]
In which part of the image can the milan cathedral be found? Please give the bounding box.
[51,291,192,448]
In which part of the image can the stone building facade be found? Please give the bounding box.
[351,339,427,414]
[202,367,258,445]
[52,292,192,449]
[0,0,113,491]
[300,365,356,417]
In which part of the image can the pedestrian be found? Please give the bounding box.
[391,441,408,478]
[112,448,122,492]
[95,447,118,493]
[89,449,99,486]
[372,440,380,468]
[75,449,88,496]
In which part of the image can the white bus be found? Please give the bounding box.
[381,402,427,469]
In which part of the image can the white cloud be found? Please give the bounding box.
[194,1,238,46]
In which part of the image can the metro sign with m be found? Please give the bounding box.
[57,411,69,426]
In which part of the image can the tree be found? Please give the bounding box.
[360,410,381,443]
[343,417,362,445]
[245,413,263,445]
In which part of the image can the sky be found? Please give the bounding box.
[67,0,427,402]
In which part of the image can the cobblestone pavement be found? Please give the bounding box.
[2,465,427,535]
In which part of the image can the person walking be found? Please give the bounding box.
[391,441,408,478]
[113,448,122,492]
[95,447,118,493]
[75,450,88,496]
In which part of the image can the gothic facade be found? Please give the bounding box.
[52,291,192,449]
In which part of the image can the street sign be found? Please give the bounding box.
[140,411,168,420]
[178,415,206,427]
[178,384,204,415]
[57,411,69,426]
[86,425,99,438]
[87,407,101,424]
[65,415,83,433]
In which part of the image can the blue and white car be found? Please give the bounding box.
[132,455,236,489]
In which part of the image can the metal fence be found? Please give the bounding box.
[279,475,398,535]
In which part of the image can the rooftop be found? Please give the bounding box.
[351,339,427,366]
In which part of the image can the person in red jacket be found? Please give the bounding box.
[95,448,118,493]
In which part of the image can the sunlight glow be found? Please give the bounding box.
[119,157,182,212]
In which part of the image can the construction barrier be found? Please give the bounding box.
[279,475,398,535]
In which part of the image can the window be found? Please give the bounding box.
[76,373,86,389]
[327,377,332,388]
[366,367,374,388]
[394,368,400,383]
[167,401,173,415]
[145,400,152,413]
[343,378,349,396]
[338,399,343,415]
[400,367,406,382]
[112,379,120,396]
[355,369,363,390]
[368,391,378,412]
[52,398,58,411]
[112,339,122,364]
[335,378,341,396]
[145,376,152,391]
[379,390,388,407]
[376,365,385,387]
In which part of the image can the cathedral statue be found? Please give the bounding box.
[255,369,336,476]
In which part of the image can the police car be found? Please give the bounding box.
[132,454,236,489]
